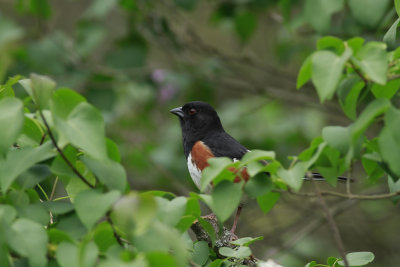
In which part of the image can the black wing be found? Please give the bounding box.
[203,132,248,160]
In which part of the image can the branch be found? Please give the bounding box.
[39,111,126,246]
[191,214,258,266]
[311,176,349,267]
[264,198,359,259]
[349,60,368,85]
[273,188,400,200]
[106,211,125,246]
[39,111,94,188]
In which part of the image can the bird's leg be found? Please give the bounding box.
[230,203,243,234]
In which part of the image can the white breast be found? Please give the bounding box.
[187,153,202,189]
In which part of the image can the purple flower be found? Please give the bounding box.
[152,69,166,84]
[158,84,177,102]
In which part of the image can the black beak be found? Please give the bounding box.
[170,106,184,118]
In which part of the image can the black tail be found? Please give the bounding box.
[303,172,352,182]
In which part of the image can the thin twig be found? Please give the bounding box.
[37,184,49,201]
[349,60,368,85]
[50,176,59,200]
[39,111,94,188]
[106,211,124,246]
[53,196,72,201]
[346,167,352,197]
[310,173,349,267]
[39,133,46,145]
[388,74,400,81]
[265,198,358,259]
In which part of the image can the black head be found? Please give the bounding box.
[170,101,225,155]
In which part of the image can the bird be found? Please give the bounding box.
[170,101,348,232]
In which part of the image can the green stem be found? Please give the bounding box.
[37,184,49,201]
[53,196,72,201]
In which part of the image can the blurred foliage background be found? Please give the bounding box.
[1,0,399,266]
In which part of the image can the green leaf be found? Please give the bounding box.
[351,98,390,144]
[297,55,312,89]
[211,180,243,222]
[230,236,263,247]
[322,126,350,155]
[8,218,48,267]
[354,42,388,85]
[200,157,235,192]
[146,251,177,267]
[256,192,280,214]
[346,37,365,54]
[53,102,107,160]
[208,259,223,267]
[277,162,306,191]
[93,222,117,252]
[0,205,17,225]
[56,213,87,240]
[371,79,400,99]
[298,137,324,161]
[0,75,21,99]
[336,76,364,120]
[316,146,344,187]
[239,150,275,167]
[192,241,209,266]
[244,173,273,197]
[17,117,44,147]
[82,155,127,193]
[305,261,317,267]
[16,164,50,189]
[0,142,55,192]
[317,36,345,54]
[219,246,252,259]
[362,156,385,183]
[42,201,74,215]
[144,190,176,200]
[379,106,400,176]
[51,88,86,119]
[30,73,56,109]
[74,189,121,229]
[327,257,339,265]
[396,0,400,17]
[198,217,216,245]
[176,215,197,233]
[303,0,344,33]
[311,48,352,102]
[156,196,187,227]
[113,193,157,236]
[235,10,257,42]
[48,229,74,244]
[18,203,50,225]
[388,176,400,202]
[338,251,374,266]
[348,0,390,28]
[383,18,400,49]
[0,97,24,157]
[185,197,201,217]
[56,242,78,267]
[106,138,121,162]
[79,241,99,267]
[50,145,77,177]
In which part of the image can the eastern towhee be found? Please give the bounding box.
[171,101,347,231]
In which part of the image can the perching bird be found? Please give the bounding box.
[170,101,348,232]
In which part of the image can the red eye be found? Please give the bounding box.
[189,108,197,115]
